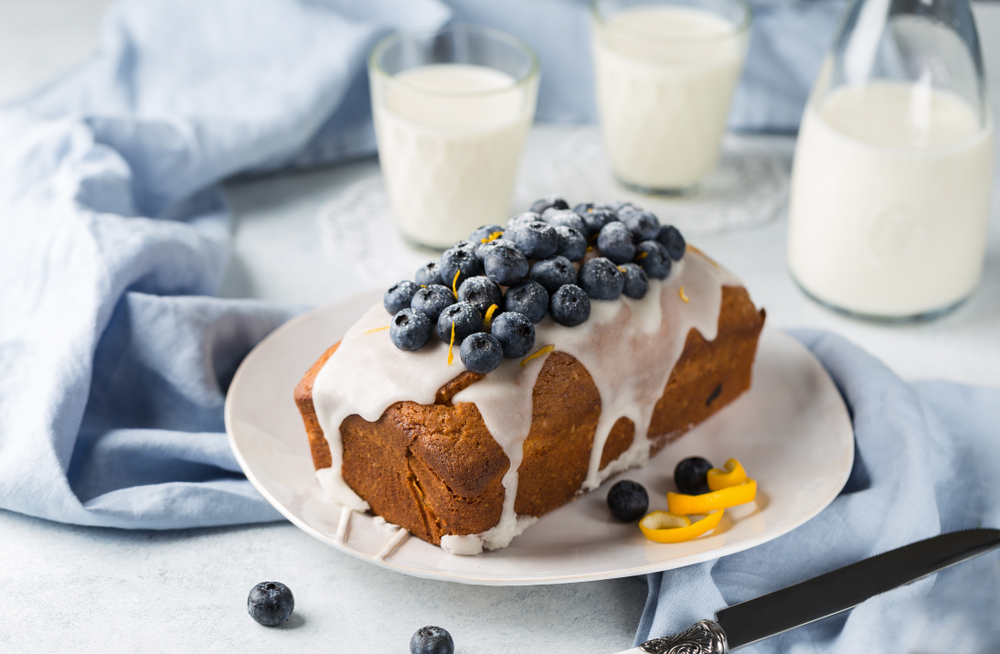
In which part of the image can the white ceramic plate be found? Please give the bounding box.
[225,290,854,586]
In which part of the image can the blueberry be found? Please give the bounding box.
[580,207,618,236]
[529,255,578,295]
[597,221,636,264]
[623,210,661,242]
[542,208,587,235]
[635,240,672,280]
[460,332,504,374]
[415,261,443,286]
[410,626,454,654]
[553,226,587,262]
[674,457,714,495]
[608,200,637,213]
[657,224,686,261]
[440,242,483,290]
[618,263,649,299]
[607,480,649,522]
[476,236,520,262]
[436,301,483,345]
[468,224,504,245]
[571,202,594,218]
[247,582,294,627]
[578,257,624,301]
[509,221,559,260]
[384,280,419,315]
[484,244,529,286]
[390,308,433,351]
[504,280,549,324]
[411,285,455,322]
[490,311,535,358]
[550,284,591,326]
[457,276,503,316]
[530,196,569,214]
[506,211,543,232]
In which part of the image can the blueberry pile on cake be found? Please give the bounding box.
[295,197,765,555]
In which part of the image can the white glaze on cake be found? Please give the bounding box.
[311,249,741,551]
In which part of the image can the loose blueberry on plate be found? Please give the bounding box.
[484,244,529,286]
[674,456,714,495]
[635,240,672,280]
[457,276,503,316]
[553,225,588,262]
[415,261,443,286]
[460,331,504,374]
[657,224,686,261]
[607,480,649,522]
[619,263,649,299]
[436,302,483,344]
[550,284,591,326]
[530,195,569,214]
[580,207,617,236]
[468,224,504,244]
[623,210,661,242]
[509,221,559,260]
[247,581,294,627]
[597,221,636,264]
[384,280,420,315]
[542,208,588,235]
[503,279,550,324]
[411,284,455,322]
[390,308,433,351]
[440,242,483,289]
[578,257,624,300]
[490,311,535,358]
[529,255,578,294]
[410,626,455,654]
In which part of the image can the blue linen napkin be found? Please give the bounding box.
[636,328,1000,653]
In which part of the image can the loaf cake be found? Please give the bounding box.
[295,201,764,555]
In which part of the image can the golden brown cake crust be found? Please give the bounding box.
[295,285,765,545]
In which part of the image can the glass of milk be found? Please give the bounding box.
[787,0,993,321]
[590,0,751,194]
[369,25,539,250]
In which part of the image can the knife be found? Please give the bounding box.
[616,528,1000,654]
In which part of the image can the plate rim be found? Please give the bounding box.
[225,291,855,586]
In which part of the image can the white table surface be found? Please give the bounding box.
[3,4,1000,653]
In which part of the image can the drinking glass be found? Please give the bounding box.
[369,25,540,250]
[590,0,751,195]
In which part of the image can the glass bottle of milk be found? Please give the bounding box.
[787,0,993,320]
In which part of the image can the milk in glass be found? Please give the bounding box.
[788,82,993,318]
[592,5,748,191]
[372,64,535,249]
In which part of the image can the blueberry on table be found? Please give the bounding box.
[580,207,618,236]
[550,284,591,326]
[635,240,672,280]
[619,262,649,299]
[484,244,529,286]
[674,457,714,495]
[415,261,443,286]
[460,331,504,373]
[410,284,455,322]
[411,626,455,654]
[509,221,559,260]
[457,276,503,316]
[467,223,504,244]
[247,581,294,627]
[440,242,483,289]
[384,280,419,315]
[607,480,649,522]
[623,210,661,242]
[503,280,550,324]
[390,308,433,351]
[542,208,587,235]
[578,257,624,301]
[657,224,687,261]
[530,195,569,214]
[597,221,636,264]
[490,311,535,358]
[436,301,483,345]
[553,225,587,262]
[529,255,578,295]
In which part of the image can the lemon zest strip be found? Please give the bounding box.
[639,510,723,543]
[679,287,689,303]
[447,323,456,366]
[480,231,503,244]
[667,479,757,515]
[520,344,554,368]
[636,251,648,260]
[483,303,499,329]
[452,270,461,299]
[707,459,747,491]
[363,326,389,334]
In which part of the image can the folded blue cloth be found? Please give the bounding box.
[636,329,1000,653]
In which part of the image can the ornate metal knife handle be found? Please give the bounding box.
[638,619,729,654]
